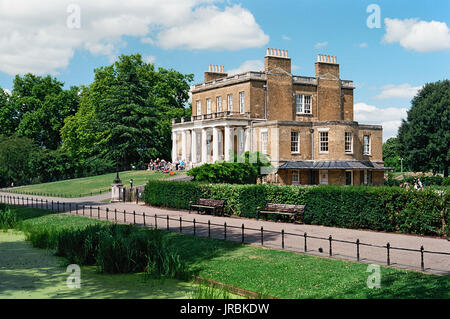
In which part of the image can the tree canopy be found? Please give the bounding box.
[0,74,80,149]
[397,80,449,177]
[61,54,192,170]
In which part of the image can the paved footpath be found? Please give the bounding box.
[1,191,449,275]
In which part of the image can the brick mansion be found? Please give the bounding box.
[171,49,388,186]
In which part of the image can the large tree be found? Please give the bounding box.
[382,137,409,172]
[0,74,80,149]
[0,135,38,186]
[61,54,192,170]
[397,79,449,177]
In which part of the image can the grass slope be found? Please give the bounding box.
[2,205,449,299]
[6,170,175,197]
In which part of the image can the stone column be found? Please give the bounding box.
[181,130,187,161]
[244,128,250,152]
[224,126,233,162]
[191,130,197,164]
[236,127,244,155]
[213,127,220,162]
[201,128,208,163]
[172,131,177,162]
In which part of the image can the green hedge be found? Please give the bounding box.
[144,181,449,236]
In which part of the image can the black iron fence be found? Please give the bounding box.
[0,188,110,198]
[1,194,449,273]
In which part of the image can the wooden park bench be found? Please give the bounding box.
[189,198,226,216]
[256,203,306,223]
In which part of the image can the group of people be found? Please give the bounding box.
[147,158,185,172]
[400,177,424,190]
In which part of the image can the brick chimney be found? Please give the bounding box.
[315,54,342,121]
[204,64,227,82]
[315,54,339,78]
[264,48,291,73]
[264,48,293,121]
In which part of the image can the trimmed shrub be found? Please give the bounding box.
[144,181,448,236]
[187,152,272,184]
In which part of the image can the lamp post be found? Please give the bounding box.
[111,170,123,202]
[399,157,404,173]
[113,171,122,184]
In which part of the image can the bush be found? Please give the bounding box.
[144,181,449,236]
[187,152,272,184]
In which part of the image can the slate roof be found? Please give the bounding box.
[277,161,391,171]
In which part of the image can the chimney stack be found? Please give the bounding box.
[204,64,227,82]
[264,47,291,73]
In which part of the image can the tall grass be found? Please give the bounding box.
[0,205,190,280]
[0,205,19,229]
[190,282,234,299]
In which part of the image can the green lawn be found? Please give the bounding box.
[2,205,449,299]
[5,170,178,197]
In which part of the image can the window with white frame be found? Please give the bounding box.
[345,132,353,153]
[319,131,329,153]
[291,131,299,153]
[261,131,268,155]
[304,95,311,114]
[363,135,371,155]
[239,92,245,114]
[196,100,201,116]
[296,94,312,114]
[227,94,233,112]
[291,170,299,185]
[206,98,211,114]
[216,96,222,112]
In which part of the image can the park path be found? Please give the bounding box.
[1,191,449,275]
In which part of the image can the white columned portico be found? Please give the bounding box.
[172,131,177,162]
[224,126,233,162]
[201,128,208,163]
[181,130,187,161]
[213,127,220,162]
[191,129,197,164]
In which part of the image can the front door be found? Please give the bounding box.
[319,170,328,185]
[345,171,353,185]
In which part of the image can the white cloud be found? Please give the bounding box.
[227,59,264,75]
[359,42,368,48]
[314,41,328,49]
[354,102,408,141]
[383,18,450,52]
[375,83,423,100]
[0,1,269,75]
[282,35,291,41]
[157,5,268,50]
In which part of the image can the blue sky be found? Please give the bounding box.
[0,0,449,140]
